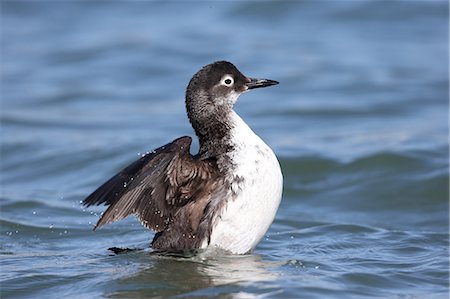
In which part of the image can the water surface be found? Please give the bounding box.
[1,1,449,298]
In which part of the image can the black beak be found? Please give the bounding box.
[246,78,279,90]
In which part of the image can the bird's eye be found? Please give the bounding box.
[221,76,234,86]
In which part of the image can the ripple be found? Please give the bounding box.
[1,1,448,298]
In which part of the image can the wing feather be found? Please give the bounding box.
[82,136,215,231]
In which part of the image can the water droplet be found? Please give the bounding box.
[315,266,319,269]
[123,182,127,188]
[49,224,54,229]
[32,211,36,215]
[287,260,303,267]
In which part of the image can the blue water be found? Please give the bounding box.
[1,1,449,298]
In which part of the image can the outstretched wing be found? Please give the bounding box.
[82,136,217,231]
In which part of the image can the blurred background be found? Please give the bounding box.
[1,1,449,298]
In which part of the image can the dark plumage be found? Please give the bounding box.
[83,61,279,252]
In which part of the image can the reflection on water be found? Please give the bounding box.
[107,251,279,298]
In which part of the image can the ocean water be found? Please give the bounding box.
[1,1,449,298]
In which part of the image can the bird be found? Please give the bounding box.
[83,61,283,255]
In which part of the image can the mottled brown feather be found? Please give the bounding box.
[82,136,220,236]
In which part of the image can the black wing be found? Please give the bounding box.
[83,136,216,231]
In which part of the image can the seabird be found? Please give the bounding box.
[83,61,283,254]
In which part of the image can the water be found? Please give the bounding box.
[1,1,449,298]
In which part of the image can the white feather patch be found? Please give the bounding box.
[208,111,283,254]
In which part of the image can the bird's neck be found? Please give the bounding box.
[186,91,237,158]
[194,112,235,158]
[197,111,257,161]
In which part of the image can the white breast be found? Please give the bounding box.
[207,112,283,254]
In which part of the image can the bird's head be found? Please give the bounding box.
[185,61,278,147]
[186,61,278,123]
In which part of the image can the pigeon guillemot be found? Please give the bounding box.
[83,61,283,254]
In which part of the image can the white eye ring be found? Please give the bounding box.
[221,75,234,86]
